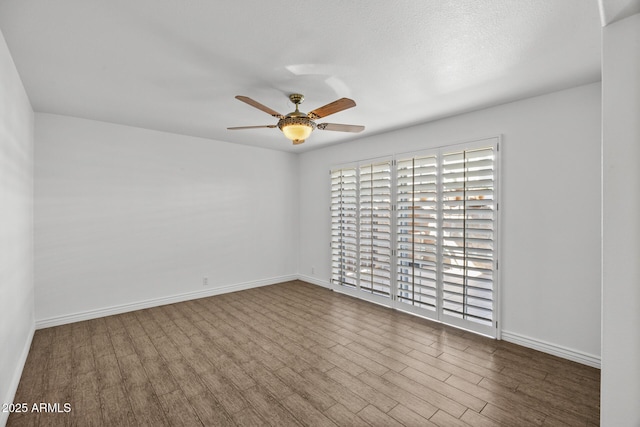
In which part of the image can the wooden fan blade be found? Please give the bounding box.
[317,123,365,133]
[235,96,283,118]
[227,125,277,130]
[308,98,356,119]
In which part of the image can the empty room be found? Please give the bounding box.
[1,1,638,426]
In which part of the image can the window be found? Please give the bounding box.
[330,138,499,337]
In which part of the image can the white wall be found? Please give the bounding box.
[601,12,640,426]
[0,29,34,427]
[35,113,299,325]
[298,83,602,364]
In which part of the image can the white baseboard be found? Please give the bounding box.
[1,323,35,427]
[296,274,332,289]
[35,274,298,329]
[501,330,601,369]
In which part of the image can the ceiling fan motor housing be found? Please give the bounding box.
[277,116,316,131]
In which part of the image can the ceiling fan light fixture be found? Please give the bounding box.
[278,116,316,143]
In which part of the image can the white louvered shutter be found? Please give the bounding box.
[396,155,439,312]
[331,167,358,288]
[330,139,498,337]
[441,146,496,328]
[358,161,392,297]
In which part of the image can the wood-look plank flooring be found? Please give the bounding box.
[8,280,600,426]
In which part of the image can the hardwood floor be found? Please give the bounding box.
[8,280,600,426]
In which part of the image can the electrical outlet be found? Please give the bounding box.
[311,266,315,275]
[203,277,209,286]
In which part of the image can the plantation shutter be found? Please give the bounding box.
[358,161,393,296]
[441,146,496,328]
[330,138,498,337]
[330,167,358,287]
[396,154,439,313]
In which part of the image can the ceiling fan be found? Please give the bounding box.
[228,93,364,145]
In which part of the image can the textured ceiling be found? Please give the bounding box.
[0,1,602,152]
